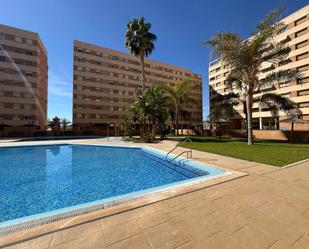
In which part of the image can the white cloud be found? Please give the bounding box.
[48,72,72,97]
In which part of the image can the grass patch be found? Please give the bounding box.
[180,136,309,166]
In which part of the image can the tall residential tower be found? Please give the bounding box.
[73,40,202,133]
[208,5,309,130]
[0,24,48,130]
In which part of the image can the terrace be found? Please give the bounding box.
[1,138,309,249]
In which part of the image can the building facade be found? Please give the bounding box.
[73,40,202,133]
[208,5,309,130]
[0,24,48,130]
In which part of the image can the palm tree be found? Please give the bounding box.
[205,9,300,145]
[125,17,157,93]
[257,93,296,129]
[125,85,169,138]
[143,85,169,137]
[209,92,239,125]
[165,79,198,135]
[61,118,71,131]
[48,116,61,135]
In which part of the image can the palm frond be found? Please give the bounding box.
[260,69,301,89]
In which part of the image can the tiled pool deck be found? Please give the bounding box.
[1,138,309,249]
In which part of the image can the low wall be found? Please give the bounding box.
[203,129,309,143]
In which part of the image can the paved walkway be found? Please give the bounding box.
[3,139,309,249]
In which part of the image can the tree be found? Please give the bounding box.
[165,79,198,135]
[61,118,71,131]
[209,92,239,125]
[257,93,296,129]
[48,116,61,135]
[143,85,169,137]
[125,17,157,93]
[124,85,169,139]
[123,115,135,138]
[205,9,300,145]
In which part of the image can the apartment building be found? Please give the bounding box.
[73,40,202,133]
[208,5,309,130]
[0,24,48,130]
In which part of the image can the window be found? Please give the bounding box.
[297,64,309,72]
[298,89,309,96]
[279,82,289,88]
[296,52,308,61]
[299,77,309,84]
[299,102,309,108]
[26,72,35,77]
[25,39,33,45]
[295,15,307,26]
[295,28,307,38]
[14,36,22,42]
[295,40,308,49]
[13,104,20,109]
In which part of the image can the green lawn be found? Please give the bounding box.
[179,136,309,167]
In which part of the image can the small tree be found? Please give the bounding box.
[165,79,198,135]
[48,116,61,135]
[61,118,71,131]
[123,115,135,138]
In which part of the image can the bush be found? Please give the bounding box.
[141,133,154,143]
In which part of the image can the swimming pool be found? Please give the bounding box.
[0,144,226,230]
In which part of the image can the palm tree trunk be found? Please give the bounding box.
[140,53,146,93]
[290,122,294,144]
[246,94,254,145]
[243,100,248,137]
[276,116,279,130]
[152,115,156,138]
[176,107,179,135]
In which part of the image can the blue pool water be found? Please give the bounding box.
[0,144,224,223]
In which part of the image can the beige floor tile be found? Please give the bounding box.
[4,235,52,249]
[231,224,276,249]
[50,221,102,246]
[197,232,247,249]
[174,241,197,249]
[103,219,140,246]
[106,234,150,249]
[137,210,169,230]
[144,220,188,249]
[292,233,309,249]
[49,231,105,249]
[101,209,139,230]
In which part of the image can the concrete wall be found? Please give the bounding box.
[204,129,309,143]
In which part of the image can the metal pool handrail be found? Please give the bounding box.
[165,138,193,163]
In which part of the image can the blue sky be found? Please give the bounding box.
[1,0,307,121]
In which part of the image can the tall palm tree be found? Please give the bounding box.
[125,17,157,93]
[205,9,300,145]
[165,79,198,135]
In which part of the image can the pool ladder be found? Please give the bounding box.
[165,138,193,163]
